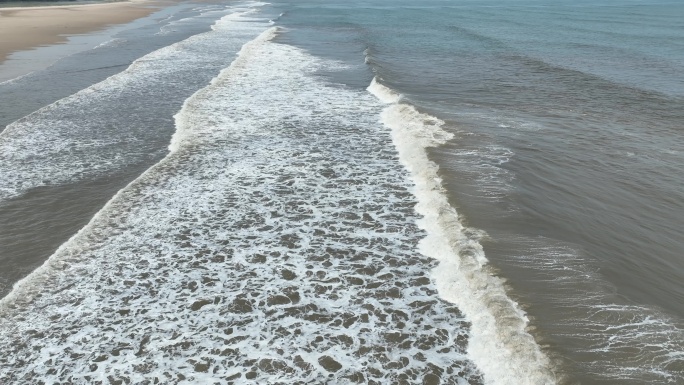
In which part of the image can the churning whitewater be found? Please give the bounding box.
[0,7,265,204]
[0,9,557,385]
[3,0,684,384]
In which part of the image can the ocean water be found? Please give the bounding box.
[0,0,682,384]
[0,0,119,5]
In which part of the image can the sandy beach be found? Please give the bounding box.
[0,1,161,64]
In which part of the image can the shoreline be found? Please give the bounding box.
[0,0,164,65]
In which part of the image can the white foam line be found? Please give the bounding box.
[0,22,277,313]
[0,70,34,87]
[0,6,258,143]
[368,77,558,385]
[0,6,266,203]
[169,26,278,152]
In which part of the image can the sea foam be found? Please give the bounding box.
[368,78,558,385]
[0,6,265,204]
[0,16,483,385]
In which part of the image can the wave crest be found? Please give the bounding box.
[368,77,559,385]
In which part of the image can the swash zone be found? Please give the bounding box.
[0,34,482,384]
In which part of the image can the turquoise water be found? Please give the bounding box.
[0,0,682,383]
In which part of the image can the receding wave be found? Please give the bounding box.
[0,6,265,203]
[368,77,558,385]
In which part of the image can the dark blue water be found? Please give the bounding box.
[0,0,682,384]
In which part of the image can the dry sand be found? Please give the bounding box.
[0,1,162,64]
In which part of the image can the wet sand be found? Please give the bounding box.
[0,1,161,64]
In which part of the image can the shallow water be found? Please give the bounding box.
[0,0,121,6]
[0,0,683,384]
[1,14,488,384]
[275,0,684,382]
[0,2,262,296]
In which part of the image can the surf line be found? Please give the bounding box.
[0,22,278,313]
[368,78,558,385]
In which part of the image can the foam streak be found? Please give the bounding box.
[368,77,558,385]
